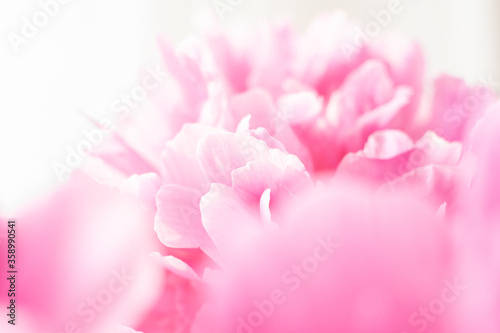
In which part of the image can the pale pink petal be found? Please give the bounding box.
[426,75,496,142]
[336,148,418,185]
[336,130,463,200]
[117,325,143,333]
[154,184,212,249]
[466,102,500,219]
[259,188,273,224]
[276,91,323,126]
[228,89,275,129]
[338,60,396,123]
[200,184,261,255]
[361,130,414,159]
[120,173,162,211]
[367,34,425,130]
[415,131,462,165]
[247,22,294,96]
[206,31,251,93]
[93,131,162,177]
[150,253,200,281]
[294,11,364,97]
[158,37,208,112]
[196,133,269,185]
[249,127,288,152]
[162,123,220,190]
[231,158,310,205]
[380,164,462,208]
[345,86,412,151]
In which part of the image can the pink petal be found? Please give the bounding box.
[158,37,208,112]
[154,184,212,249]
[162,123,220,190]
[367,34,425,130]
[338,60,396,123]
[228,89,274,130]
[150,253,200,281]
[196,133,269,185]
[361,130,414,159]
[345,86,412,151]
[117,325,143,333]
[426,75,496,142]
[200,184,261,255]
[467,102,500,219]
[120,173,162,211]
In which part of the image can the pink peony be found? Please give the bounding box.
[55,10,500,333]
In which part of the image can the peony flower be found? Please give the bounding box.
[64,10,500,333]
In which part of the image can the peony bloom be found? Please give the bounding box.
[55,10,499,333]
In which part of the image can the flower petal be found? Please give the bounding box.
[154,184,212,249]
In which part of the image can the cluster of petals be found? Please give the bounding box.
[6,11,500,333]
[87,11,500,333]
